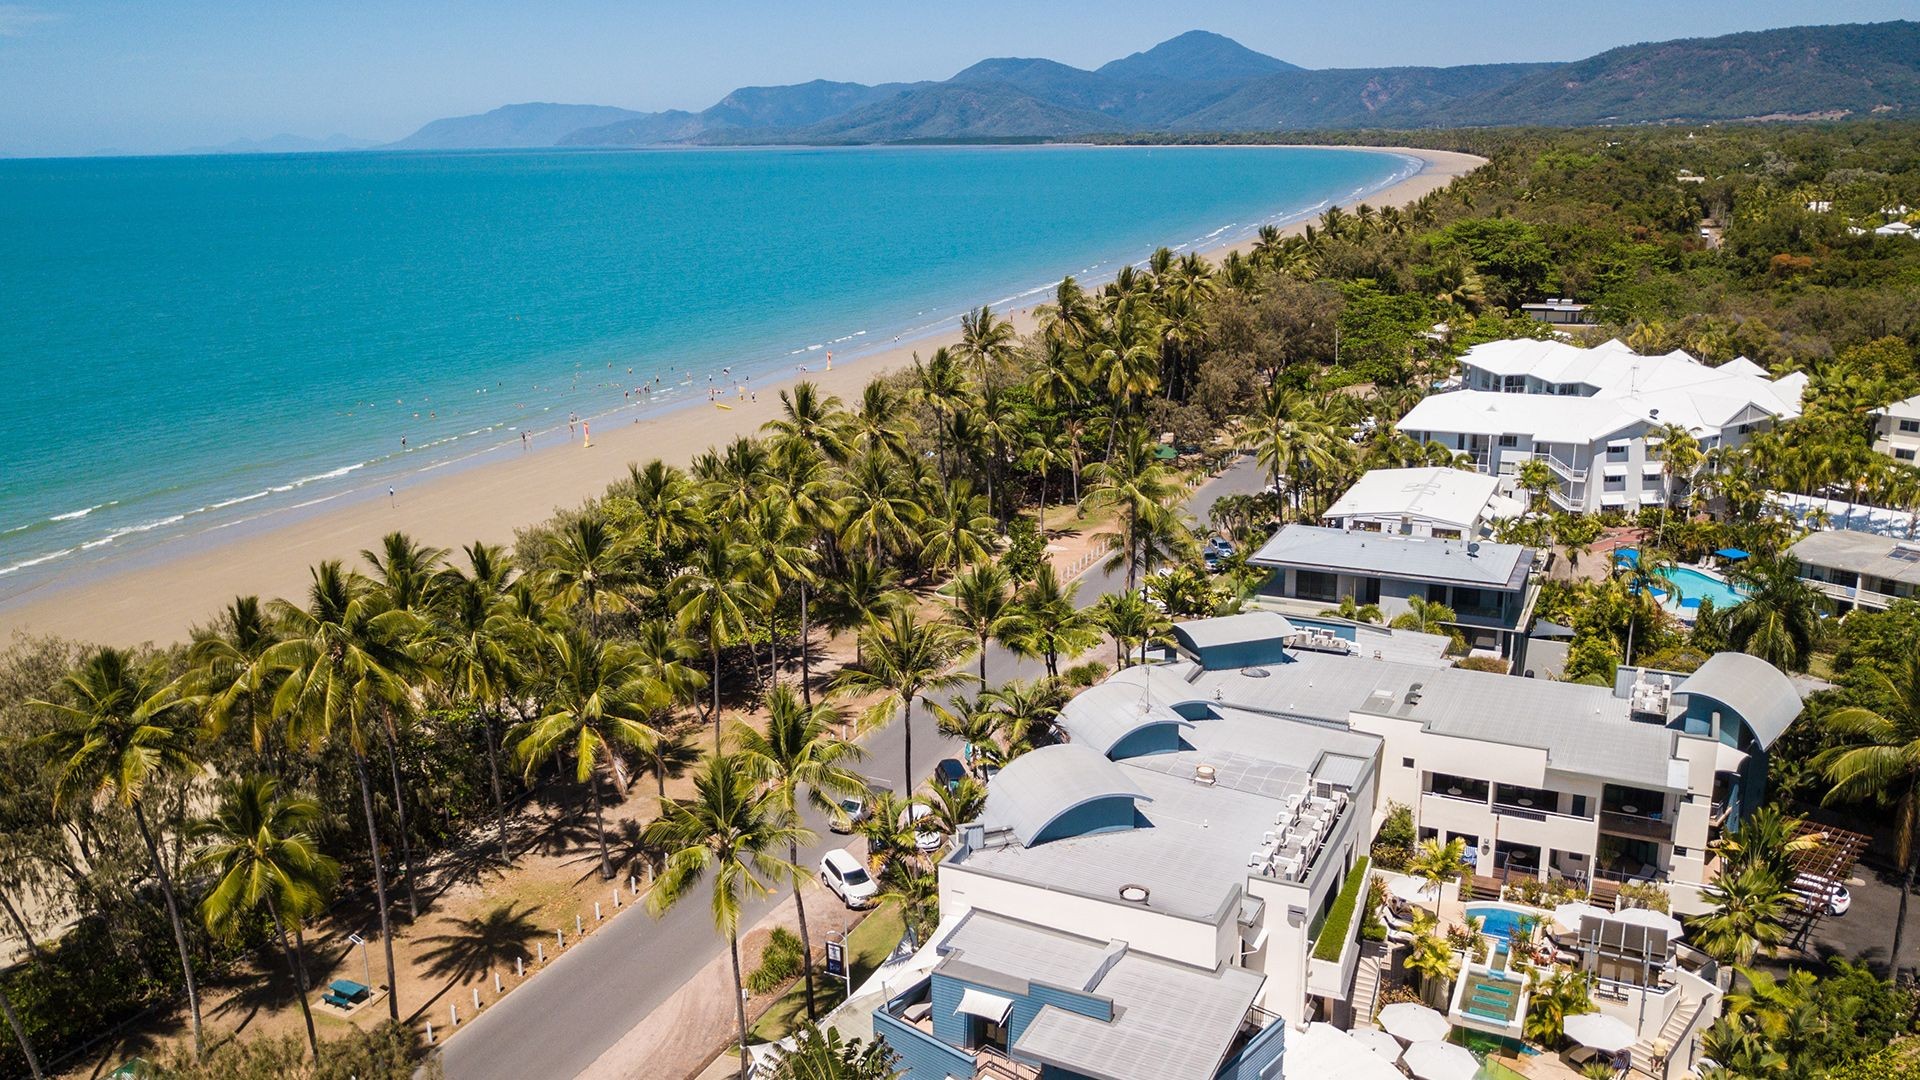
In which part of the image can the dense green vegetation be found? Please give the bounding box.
[1311,855,1371,962]
[4,120,1920,1076]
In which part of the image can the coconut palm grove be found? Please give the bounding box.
[6,122,1920,1079]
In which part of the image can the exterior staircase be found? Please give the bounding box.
[1351,940,1391,1026]
[1631,995,1703,1077]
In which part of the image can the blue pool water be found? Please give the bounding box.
[0,145,1411,595]
[1464,904,1530,952]
[1660,566,1750,609]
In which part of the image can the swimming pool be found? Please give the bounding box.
[1659,566,1750,610]
[1464,903,1532,953]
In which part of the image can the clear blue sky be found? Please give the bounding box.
[3,0,1917,156]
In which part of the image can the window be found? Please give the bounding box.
[1293,569,1340,603]
[1570,794,1589,818]
[1900,419,1920,433]
[1673,847,1689,857]
[1402,757,1415,769]
[1899,448,1918,462]
[1497,434,1519,448]
[1606,445,1629,460]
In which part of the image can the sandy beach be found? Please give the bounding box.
[0,146,1483,648]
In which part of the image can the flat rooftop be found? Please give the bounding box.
[1323,467,1504,530]
[1251,524,1532,591]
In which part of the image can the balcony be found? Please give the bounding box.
[1544,455,1587,482]
[1599,810,1673,843]
[1804,577,1903,611]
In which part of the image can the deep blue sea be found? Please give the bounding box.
[0,145,1410,593]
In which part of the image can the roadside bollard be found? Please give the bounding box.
[630,875,638,895]
[425,1021,433,1044]
[537,942,545,963]
[557,928,565,949]
[494,972,503,994]
[451,1003,459,1027]
[613,888,621,908]
[595,902,602,922]
[576,914,583,936]
[472,987,481,1011]
[516,956,525,978]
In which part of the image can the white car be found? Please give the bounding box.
[829,794,868,834]
[906,804,944,851]
[1793,874,1851,916]
[819,849,877,909]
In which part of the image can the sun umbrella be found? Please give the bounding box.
[1403,1040,1479,1080]
[1564,1012,1637,1054]
[1612,906,1685,940]
[1379,1002,1450,1043]
[1387,874,1441,906]
[1551,901,1612,935]
[1349,1026,1405,1062]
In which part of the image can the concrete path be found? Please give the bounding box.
[437,456,1266,1080]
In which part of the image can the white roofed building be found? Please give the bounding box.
[1872,392,1920,464]
[1400,338,1806,513]
[1321,466,1515,539]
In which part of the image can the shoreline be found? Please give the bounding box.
[0,145,1484,647]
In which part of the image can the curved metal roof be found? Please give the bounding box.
[1678,652,1802,749]
[1056,680,1192,756]
[982,744,1147,848]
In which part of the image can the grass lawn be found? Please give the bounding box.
[750,902,907,1043]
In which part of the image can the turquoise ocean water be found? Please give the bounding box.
[0,145,1410,596]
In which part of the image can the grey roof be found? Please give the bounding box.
[1251,524,1533,591]
[1056,681,1192,756]
[1677,652,1803,749]
[937,911,1115,993]
[1789,530,1920,587]
[1172,611,1297,651]
[980,744,1146,848]
[1315,753,1373,790]
[1014,950,1265,1080]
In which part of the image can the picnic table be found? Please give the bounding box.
[324,979,371,1009]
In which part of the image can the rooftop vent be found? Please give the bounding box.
[1194,764,1217,786]
[1405,682,1425,706]
[1119,884,1150,903]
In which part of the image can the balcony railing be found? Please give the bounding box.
[1805,578,1904,610]
[1544,455,1587,482]
[1599,810,1673,842]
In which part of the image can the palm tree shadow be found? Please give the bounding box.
[415,901,545,985]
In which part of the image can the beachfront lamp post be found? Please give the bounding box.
[348,931,371,989]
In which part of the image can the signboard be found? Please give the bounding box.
[824,939,846,977]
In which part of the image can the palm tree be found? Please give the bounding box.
[182,595,284,765]
[621,459,706,553]
[1241,385,1337,517]
[819,557,909,666]
[434,541,522,865]
[263,560,419,1021]
[1093,591,1172,667]
[765,1026,901,1080]
[1727,554,1827,672]
[1516,458,1554,518]
[857,789,917,879]
[1085,429,1182,590]
[1687,863,1795,966]
[979,678,1066,752]
[516,629,669,881]
[764,381,851,465]
[957,305,1016,383]
[193,776,338,1062]
[1523,968,1597,1048]
[1816,654,1920,964]
[543,513,643,632]
[646,755,807,1080]
[1402,908,1459,1007]
[733,688,867,1021]
[671,531,764,745]
[943,562,1029,686]
[1013,564,1099,678]
[912,348,973,480]
[1406,837,1471,898]
[848,379,918,463]
[912,778,987,850]
[919,478,996,574]
[928,696,1005,771]
[1389,595,1458,639]
[838,451,924,564]
[831,609,969,792]
[34,647,207,1056]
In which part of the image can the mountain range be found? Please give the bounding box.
[386,23,1920,150]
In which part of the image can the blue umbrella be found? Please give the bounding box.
[1715,547,1749,560]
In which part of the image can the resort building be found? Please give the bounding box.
[1873,392,1920,462]
[1319,466,1518,539]
[1788,529,1920,612]
[1518,298,1594,326]
[1246,524,1538,660]
[872,611,1800,1077]
[1398,337,1807,513]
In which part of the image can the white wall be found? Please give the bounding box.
[936,862,1228,969]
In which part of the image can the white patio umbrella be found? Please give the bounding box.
[1404,1040,1479,1080]
[1379,1002,1451,1043]
[1612,906,1686,940]
[1349,1026,1405,1062]
[1551,901,1612,935]
[1387,874,1441,906]
[1564,1012,1637,1054]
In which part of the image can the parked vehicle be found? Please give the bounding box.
[906,803,944,851]
[1792,873,1851,916]
[820,848,878,908]
[934,758,968,792]
[829,793,868,834]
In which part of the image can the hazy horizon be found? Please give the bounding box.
[3,1,1919,157]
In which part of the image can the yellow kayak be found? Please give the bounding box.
[714,403,733,410]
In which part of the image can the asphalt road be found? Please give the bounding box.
[438,456,1266,1080]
